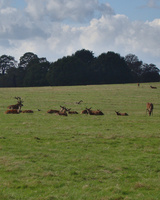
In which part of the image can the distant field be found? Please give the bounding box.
[0,83,160,200]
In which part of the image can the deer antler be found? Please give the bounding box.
[14,96,23,104]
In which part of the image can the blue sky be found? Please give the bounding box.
[0,0,160,68]
[106,0,160,21]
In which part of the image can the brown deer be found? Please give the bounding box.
[7,97,23,110]
[81,108,90,114]
[56,106,68,116]
[150,86,157,89]
[146,103,153,116]
[47,106,64,114]
[67,108,78,114]
[47,109,60,114]
[5,108,21,114]
[87,108,104,115]
[22,110,34,113]
[115,111,128,116]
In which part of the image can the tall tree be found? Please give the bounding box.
[23,58,50,86]
[74,49,94,63]
[0,55,17,75]
[141,63,160,82]
[124,54,143,82]
[93,52,132,84]
[47,50,94,86]
[18,52,38,68]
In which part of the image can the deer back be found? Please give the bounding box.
[47,109,59,114]
[5,109,20,114]
[22,110,34,113]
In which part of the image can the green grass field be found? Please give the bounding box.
[0,83,160,200]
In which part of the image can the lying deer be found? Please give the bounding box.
[115,111,128,116]
[7,96,23,110]
[81,108,90,114]
[150,86,157,89]
[47,109,60,114]
[76,100,83,104]
[5,108,21,114]
[67,108,78,114]
[22,110,34,113]
[87,108,104,115]
[47,106,64,114]
[56,106,68,116]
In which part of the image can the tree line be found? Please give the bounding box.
[0,49,159,87]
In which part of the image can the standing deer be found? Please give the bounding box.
[146,103,153,116]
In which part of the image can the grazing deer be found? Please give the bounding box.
[146,103,153,116]
[87,108,104,115]
[150,86,157,89]
[115,111,128,116]
[7,97,23,110]
[67,108,78,114]
[22,110,34,113]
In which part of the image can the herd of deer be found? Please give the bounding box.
[5,96,154,116]
[47,106,104,116]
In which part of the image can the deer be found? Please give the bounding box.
[5,107,21,114]
[7,97,23,110]
[150,86,157,89]
[47,106,64,114]
[81,108,90,114]
[87,108,104,115]
[56,106,68,116]
[47,109,60,114]
[67,108,78,114]
[146,103,153,116]
[76,100,83,104]
[22,110,34,113]
[115,111,128,116]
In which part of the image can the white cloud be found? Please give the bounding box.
[25,0,114,22]
[0,0,160,67]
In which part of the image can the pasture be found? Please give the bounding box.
[0,83,160,200]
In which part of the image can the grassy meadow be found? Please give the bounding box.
[0,83,160,200]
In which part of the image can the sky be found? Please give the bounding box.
[0,0,160,68]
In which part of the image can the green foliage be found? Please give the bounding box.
[0,50,159,87]
[0,55,17,75]
[23,60,50,86]
[0,83,160,199]
[93,52,133,84]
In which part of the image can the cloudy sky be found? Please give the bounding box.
[0,0,160,67]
